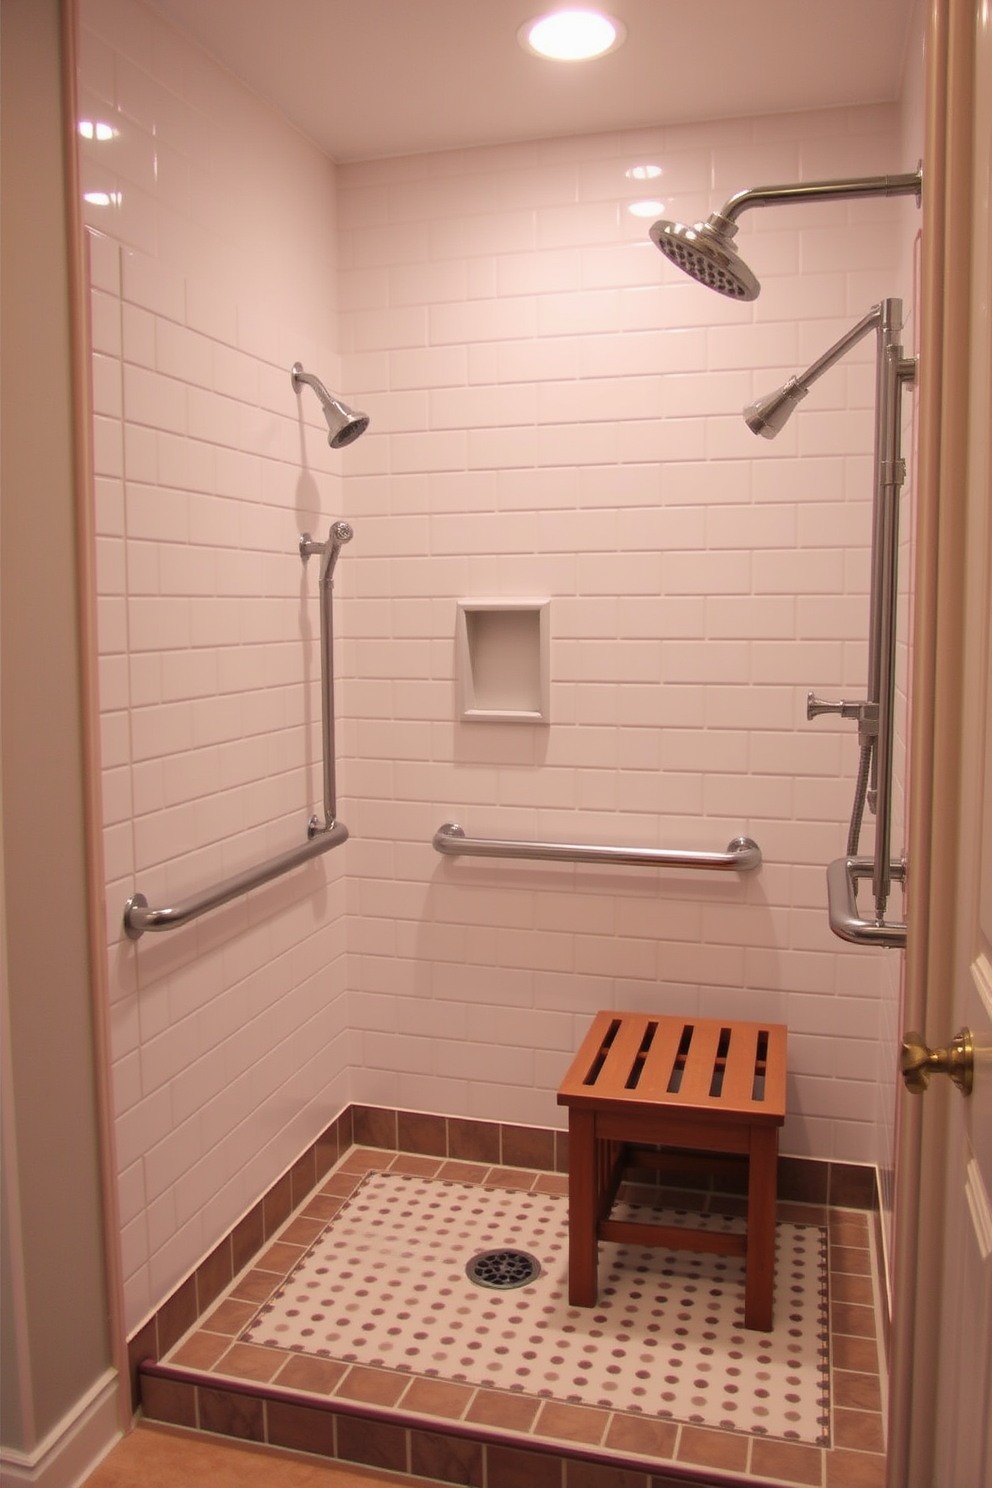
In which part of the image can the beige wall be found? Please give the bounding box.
[1,0,120,1474]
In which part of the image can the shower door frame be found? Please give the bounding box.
[887,0,992,1482]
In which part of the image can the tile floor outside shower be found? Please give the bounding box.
[138,1144,888,1488]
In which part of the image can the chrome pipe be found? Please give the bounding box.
[433,822,761,872]
[722,169,923,225]
[123,821,348,938]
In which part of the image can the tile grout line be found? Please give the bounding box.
[152,1145,885,1486]
[249,1160,832,1440]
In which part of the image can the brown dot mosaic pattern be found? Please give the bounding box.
[243,1172,830,1444]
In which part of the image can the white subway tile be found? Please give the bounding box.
[84,30,911,1328]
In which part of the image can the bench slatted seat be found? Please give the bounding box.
[557,1011,788,1332]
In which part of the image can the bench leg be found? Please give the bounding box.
[567,1109,598,1306]
[744,1125,778,1331]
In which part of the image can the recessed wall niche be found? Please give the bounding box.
[456,600,550,724]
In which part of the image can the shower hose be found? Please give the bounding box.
[847,740,874,858]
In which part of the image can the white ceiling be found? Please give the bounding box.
[143,0,917,163]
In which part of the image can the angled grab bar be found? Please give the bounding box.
[124,823,348,938]
[433,822,761,871]
[123,522,352,939]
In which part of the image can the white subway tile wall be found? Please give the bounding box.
[337,113,915,1157]
[80,0,920,1334]
[82,0,354,1332]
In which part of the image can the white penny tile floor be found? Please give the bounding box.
[243,1171,830,1444]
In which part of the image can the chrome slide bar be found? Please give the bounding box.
[123,522,352,939]
[783,298,914,945]
[433,822,761,871]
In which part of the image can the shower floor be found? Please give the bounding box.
[145,1146,888,1488]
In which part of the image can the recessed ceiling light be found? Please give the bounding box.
[520,10,626,61]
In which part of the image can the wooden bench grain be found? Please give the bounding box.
[557,1011,788,1332]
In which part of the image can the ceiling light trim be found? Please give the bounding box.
[519,9,627,62]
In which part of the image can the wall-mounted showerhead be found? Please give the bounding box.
[743,376,808,438]
[649,212,759,301]
[650,168,922,301]
[291,363,370,449]
[744,303,883,439]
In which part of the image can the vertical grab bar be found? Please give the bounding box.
[300,521,352,835]
[122,526,353,938]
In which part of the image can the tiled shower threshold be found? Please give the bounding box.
[133,1109,887,1488]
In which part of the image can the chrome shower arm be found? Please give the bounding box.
[744,305,883,438]
[793,303,881,393]
[291,363,335,407]
[721,168,923,225]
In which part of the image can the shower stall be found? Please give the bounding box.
[72,21,921,1488]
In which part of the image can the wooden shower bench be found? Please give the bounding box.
[557,1011,787,1332]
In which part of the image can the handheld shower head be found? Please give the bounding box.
[322,520,353,584]
[650,168,922,300]
[291,363,370,449]
[649,212,759,301]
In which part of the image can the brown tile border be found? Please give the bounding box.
[128,1102,883,1462]
[127,1105,356,1402]
[127,1108,876,1360]
[136,1138,890,1487]
[138,1360,754,1488]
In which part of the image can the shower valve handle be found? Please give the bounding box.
[806,692,877,727]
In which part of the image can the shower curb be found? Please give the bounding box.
[137,1356,773,1488]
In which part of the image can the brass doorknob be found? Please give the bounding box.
[900,1027,974,1096]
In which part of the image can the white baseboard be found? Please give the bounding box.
[0,1371,123,1488]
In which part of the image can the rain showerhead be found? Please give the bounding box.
[291,363,369,449]
[650,168,922,300]
[649,211,758,301]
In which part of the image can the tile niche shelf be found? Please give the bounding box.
[456,599,550,723]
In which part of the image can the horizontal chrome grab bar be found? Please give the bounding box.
[826,855,907,948]
[433,822,761,872]
[123,820,348,939]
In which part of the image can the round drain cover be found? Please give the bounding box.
[465,1248,541,1289]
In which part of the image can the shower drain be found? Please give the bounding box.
[465,1248,541,1289]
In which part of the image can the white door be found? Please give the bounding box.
[889,1,992,1483]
